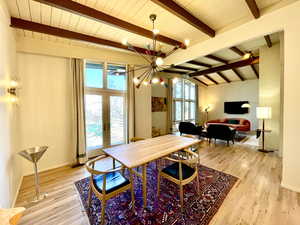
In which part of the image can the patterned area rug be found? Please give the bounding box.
[75,163,238,225]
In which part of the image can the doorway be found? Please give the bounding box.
[84,62,127,157]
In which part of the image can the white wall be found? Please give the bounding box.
[203,80,259,130]
[17,53,75,175]
[152,84,167,135]
[165,1,300,192]
[259,43,282,152]
[0,0,22,207]
[134,70,152,138]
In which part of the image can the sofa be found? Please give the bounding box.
[207,124,236,146]
[206,118,251,132]
[178,122,202,137]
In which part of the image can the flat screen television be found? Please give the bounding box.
[224,101,249,114]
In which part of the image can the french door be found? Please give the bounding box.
[84,61,127,157]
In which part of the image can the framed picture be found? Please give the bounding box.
[152,97,167,112]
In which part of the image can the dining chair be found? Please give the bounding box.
[157,148,200,212]
[85,155,135,225]
[181,134,201,163]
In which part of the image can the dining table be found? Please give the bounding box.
[103,134,201,208]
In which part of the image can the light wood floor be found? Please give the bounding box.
[15,141,300,225]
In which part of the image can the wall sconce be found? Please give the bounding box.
[7,80,18,103]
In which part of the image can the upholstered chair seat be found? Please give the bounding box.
[93,172,130,194]
[162,162,195,180]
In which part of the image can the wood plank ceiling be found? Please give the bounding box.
[165,32,280,86]
[7,0,291,52]
[6,0,288,85]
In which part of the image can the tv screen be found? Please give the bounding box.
[224,101,249,114]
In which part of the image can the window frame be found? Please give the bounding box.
[84,60,128,155]
[172,79,197,130]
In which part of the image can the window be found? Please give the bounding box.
[84,61,127,157]
[172,79,197,131]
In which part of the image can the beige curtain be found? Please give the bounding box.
[127,65,135,142]
[71,58,87,164]
[166,78,173,134]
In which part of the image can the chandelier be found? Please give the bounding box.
[122,14,189,88]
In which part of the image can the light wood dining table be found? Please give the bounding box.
[103,134,201,208]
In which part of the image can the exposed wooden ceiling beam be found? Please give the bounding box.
[172,65,198,71]
[230,47,244,57]
[33,0,184,48]
[193,78,208,86]
[232,68,245,81]
[187,60,212,68]
[10,18,163,56]
[251,64,259,78]
[189,56,259,77]
[217,72,231,83]
[205,54,228,64]
[162,69,187,74]
[245,0,260,19]
[204,75,218,84]
[150,0,215,37]
[264,35,272,48]
[206,54,246,81]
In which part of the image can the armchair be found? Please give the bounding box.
[178,122,202,137]
[207,124,236,146]
[85,155,135,225]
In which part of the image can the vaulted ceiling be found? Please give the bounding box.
[7,0,294,54]
[163,32,280,86]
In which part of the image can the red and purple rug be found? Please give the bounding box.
[75,163,237,225]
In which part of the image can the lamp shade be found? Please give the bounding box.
[241,103,251,108]
[256,107,272,119]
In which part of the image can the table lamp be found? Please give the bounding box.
[256,107,273,153]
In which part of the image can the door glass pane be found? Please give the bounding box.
[85,63,103,88]
[185,102,189,120]
[110,96,125,145]
[190,102,195,119]
[85,95,103,150]
[184,82,190,99]
[175,101,182,121]
[190,84,195,100]
[107,64,127,90]
[174,80,182,98]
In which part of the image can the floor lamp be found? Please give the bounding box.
[256,107,273,153]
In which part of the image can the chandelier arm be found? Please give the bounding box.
[165,46,180,57]
[137,67,152,79]
[128,43,152,64]
[140,68,152,84]
[127,65,149,74]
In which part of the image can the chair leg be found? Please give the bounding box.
[129,170,135,210]
[227,140,229,146]
[100,200,106,225]
[157,172,161,196]
[179,185,184,213]
[88,184,92,210]
[196,173,200,194]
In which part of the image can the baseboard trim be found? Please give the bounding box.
[23,162,74,177]
[12,175,24,207]
[281,182,300,193]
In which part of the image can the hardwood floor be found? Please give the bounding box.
[15,141,300,225]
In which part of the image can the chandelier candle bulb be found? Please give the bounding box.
[155,57,164,66]
[152,77,159,84]
[121,39,128,46]
[152,28,159,35]
[184,39,190,46]
[133,77,139,84]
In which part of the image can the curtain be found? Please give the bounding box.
[166,78,173,134]
[71,58,87,164]
[127,65,135,142]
